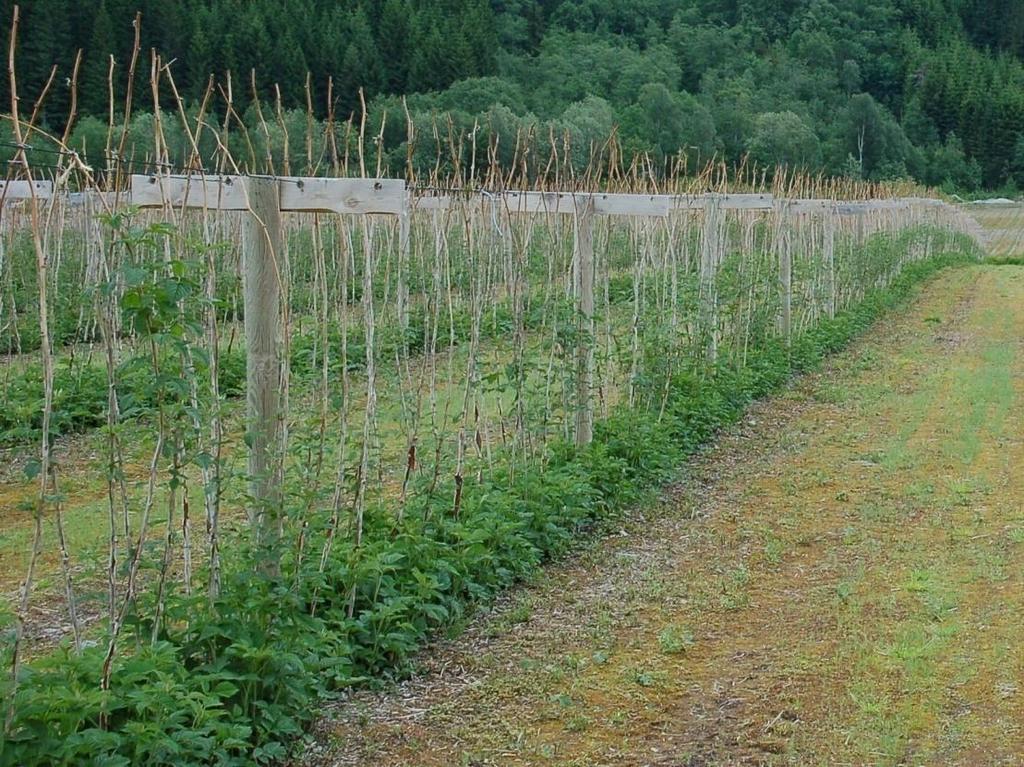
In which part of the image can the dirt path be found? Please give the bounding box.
[309,265,1024,767]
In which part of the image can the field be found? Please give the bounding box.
[0,193,962,620]
[0,180,984,765]
[312,263,1024,766]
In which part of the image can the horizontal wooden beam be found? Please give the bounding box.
[411,191,776,217]
[131,174,407,215]
[872,200,911,210]
[115,175,944,224]
[412,194,454,211]
[0,179,53,200]
[413,191,673,217]
[499,191,594,216]
[131,174,250,210]
[279,177,406,215]
[685,193,775,211]
[782,199,834,215]
[905,197,946,208]
[593,193,672,217]
[66,190,129,207]
[836,200,912,215]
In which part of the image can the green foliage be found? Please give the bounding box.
[747,111,821,170]
[825,94,917,180]
[0,216,233,446]
[0,229,96,355]
[928,133,984,192]
[620,85,717,170]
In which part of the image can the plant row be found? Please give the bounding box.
[0,243,977,765]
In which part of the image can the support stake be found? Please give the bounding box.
[574,199,595,447]
[242,177,283,568]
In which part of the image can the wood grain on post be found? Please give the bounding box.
[700,196,724,362]
[780,224,793,349]
[242,177,283,564]
[824,207,837,319]
[574,198,595,447]
[397,198,411,333]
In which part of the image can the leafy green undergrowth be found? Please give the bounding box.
[0,250,975,766]
[0,291,577,445]
[0,352,247,446]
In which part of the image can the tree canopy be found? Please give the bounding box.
[1,0,1022,190]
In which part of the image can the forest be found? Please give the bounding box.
[0,0,1023,190]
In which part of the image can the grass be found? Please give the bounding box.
[315,264,1024,766]
[656,623,694,655]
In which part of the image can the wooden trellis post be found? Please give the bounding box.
[574,198,595,447]
[130,173,405,566]
[241,177,283,554]
[780,225,793,349]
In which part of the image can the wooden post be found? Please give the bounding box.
[780,221,793,350]
[397,195,411,333]
[574,199,595,447]
[241,177,283,563]
[824,207,837,319]
[700,196,723,362]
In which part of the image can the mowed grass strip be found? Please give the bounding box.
[314,265,1024,767]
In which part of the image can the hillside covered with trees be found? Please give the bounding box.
[2,0,1024,190]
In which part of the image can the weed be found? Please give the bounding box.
[904,569,935,593]
[836,581,855,603]
[764,534,786,565]
[657,624,695,655]
[550,692,574,708]
[564,714,591,732]
[628,667,660,687]
[0,248,979,766]
[486,596,532,637]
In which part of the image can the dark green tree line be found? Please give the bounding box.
[0,0,1022,190]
